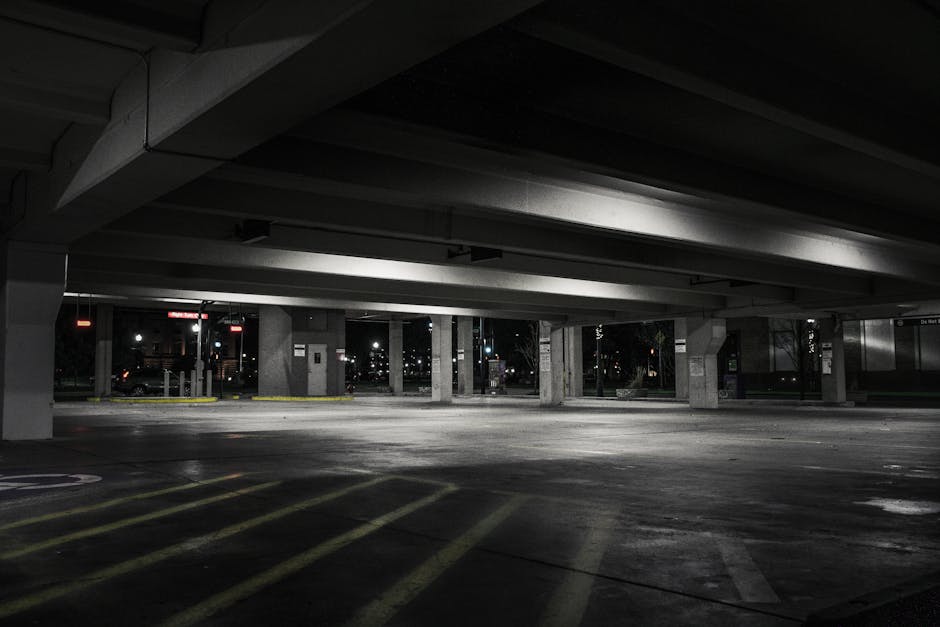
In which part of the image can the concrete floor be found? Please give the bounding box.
[0,398,937,626]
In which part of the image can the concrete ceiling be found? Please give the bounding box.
[3,0,939,324]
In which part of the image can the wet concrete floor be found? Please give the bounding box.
[0,397,937,625]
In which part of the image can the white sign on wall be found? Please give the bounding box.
[675,339,687,354]
[689,356,705,377]
[293,344,306,357]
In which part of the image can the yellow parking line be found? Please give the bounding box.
[161,485,458,627]
[0,481,278,560]
[348,494,525,627]
[539,515,615,627]
[0,473,243,533]
[0,476,389,620]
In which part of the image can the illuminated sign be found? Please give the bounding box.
[168,312,208,320]
[76,319,92,328]
[229,325,243,332]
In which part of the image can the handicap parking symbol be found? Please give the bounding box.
[0,474,102,491]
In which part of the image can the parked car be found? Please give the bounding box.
[115,368,190,396]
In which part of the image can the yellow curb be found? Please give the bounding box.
[231,395,240,400]
[86,397,103,402]
[251,396,353,402]
[109,397,219,404]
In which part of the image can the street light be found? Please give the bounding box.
[372,341,380,349]
[192,323,200,333]
[134,333,143,342]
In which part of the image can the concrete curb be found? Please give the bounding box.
[106,396,219,404]
[251,396,353,402]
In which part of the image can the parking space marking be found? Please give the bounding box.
[539,515,616,627]
[0,481,279,560]
[0,473,243,532]
[348,494,526,627]
[160,484,458,627]
[712,535,780,604]
[0,477,389,620]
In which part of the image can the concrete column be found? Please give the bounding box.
[259,304,291,396]
[389,319,403,396]
[685,317,726,409]
[563,326,583,397]
[94,303,113,397]
[819,318,846,403]
[674,318,689,401]
[539,321,564,406]
[430,314,452,403]
[0,242,66,440]
[456,316,474,395]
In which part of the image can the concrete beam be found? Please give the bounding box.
[71,233,724,310]
[229,140,940,285]
[153,182,872,295]
[14,0,542,244]
[389,320,403,396]
[0,79,109,124]
[516,4,940,181]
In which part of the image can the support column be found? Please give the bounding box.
[456,316,474,395]
[94,304,113,397]
[563,326,583,397]
[539,321,564,406]
[258,304,291,396]
[685,317,726,409]
[389,319,403,396]
[819,317,846,403]
[430,314,452,403]
[674,318,689,401]
[0,243,66,440]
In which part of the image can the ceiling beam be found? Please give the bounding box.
[224,139,940,285]
[0,1,201,51]
[514,2,940,181]
[0,145,48,170]
[151,179,872,296]
[71,231,725,310]
[0,79,109,124]
[10,0,542,245]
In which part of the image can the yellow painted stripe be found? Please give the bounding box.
[251,395,353,402]
[0,473,243,533]
[0,481,278,560]
[161,485,458,627]
[109,397,218,404]
[0,477,388,620]
[539,516,615,627]
[348,495,525,627]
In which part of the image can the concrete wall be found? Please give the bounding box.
[259,306,345,396]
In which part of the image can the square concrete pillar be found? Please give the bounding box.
[0,242,66,440]
[685,317,726,409]
[819,317,846,403]
[674,318,689,401]
[563,326,583,397]
[259,305,292,396]
[456,316,474,395]
[539,321,564,406]
[94,303,114,397]
[389,319,403,395]
[430,315,453,402]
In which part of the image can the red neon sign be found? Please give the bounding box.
[168,312,208,320]
[76,319,92,328]
[229,325,243,332]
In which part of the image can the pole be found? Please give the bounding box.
[195,319,203,396]
[479,317,485,395]
[595,324,603,397]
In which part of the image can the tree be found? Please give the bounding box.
[514,322,540,391]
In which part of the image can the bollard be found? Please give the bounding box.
[164,370,170,397]
[179,371,186,397]
[206,371,212,397]
[191,370,198,396]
